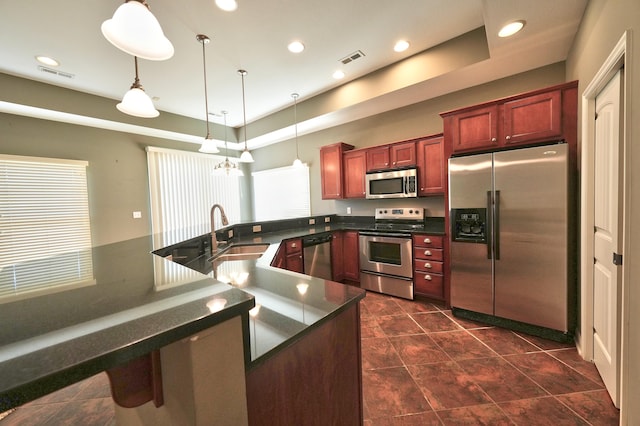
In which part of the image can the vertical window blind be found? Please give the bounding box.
[0,154,94,301]
[146,147,242,247]
[252,165,310,221]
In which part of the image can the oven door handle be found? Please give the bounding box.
[359,231,412,239]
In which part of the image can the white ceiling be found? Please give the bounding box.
[0,0,587,147]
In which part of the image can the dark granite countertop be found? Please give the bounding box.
[0,215,442,410]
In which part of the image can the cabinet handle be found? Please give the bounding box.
[424,275,432,281]
[424,250,432,256]
[424,262,432,269]
[491,137,497,142]
[506,135,511,140]
[423,238,431,244]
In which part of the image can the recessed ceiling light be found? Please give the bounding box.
[394,40,410,52]
[215,0,238,11]
[333,70,345,80]
[498,20,526,38]
[288,41,305,53]
[36,56,59,67]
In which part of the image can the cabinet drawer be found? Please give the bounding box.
[412,234,443,248]
[414,272,443,298]
[414,260,443,274]
[413,247,443,261]
[286,239,302,253]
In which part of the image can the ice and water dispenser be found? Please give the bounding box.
[451,208,487,243]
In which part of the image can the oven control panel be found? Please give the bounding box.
[374,207,424,220]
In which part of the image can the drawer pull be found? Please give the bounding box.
[424,275,432,281]
[424,262,432,269]
[424,250,432,256]
[423,238,431,244]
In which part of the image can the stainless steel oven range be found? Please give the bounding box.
[359,207,425,300]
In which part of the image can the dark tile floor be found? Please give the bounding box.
[1,291,620,425]
[360,292,620,425]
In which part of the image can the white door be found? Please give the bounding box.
[592,69,623,407]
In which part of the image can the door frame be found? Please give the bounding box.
[579,30,631,414]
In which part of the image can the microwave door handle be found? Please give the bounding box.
[404,177,409,194]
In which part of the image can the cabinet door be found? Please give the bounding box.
[331,232,345,281]
[502,90,562,146]
[320,143,346,199]
[343,151,367,198]
[366,146,390,172]
[342,231,360,282]
[390,142,416,168]
[416,136,444,195]
[285,239,303,273]
[449,105,499,154]
[271,245,286,269]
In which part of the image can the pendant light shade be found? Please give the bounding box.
[197,34,219,154]
[238,69,254,163]
[291,92,303,167]
[102,0,174,61]
[117,56,159,118]
[214,111,243,176]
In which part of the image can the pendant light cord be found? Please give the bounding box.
[199,35,211,139]
[239,70,248,150]
[293,93,299,158]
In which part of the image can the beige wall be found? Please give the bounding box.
[566,0,640,423]
[251,62,566,218]
[1,63,566,247]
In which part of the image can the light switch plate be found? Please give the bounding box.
[324,217,330,223]
[309,218,315,225]
[252,225,262,233]
[132,211,142,219]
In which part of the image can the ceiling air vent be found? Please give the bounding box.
[340,50,365,65]
[38,66,75,79]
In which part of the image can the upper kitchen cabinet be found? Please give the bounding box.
[343,149,367,199]
[320,142,354,199]
[442,82,577,155]
[366,141,416,172]
[416,134,445,195]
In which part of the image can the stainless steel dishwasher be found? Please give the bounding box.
[302,234,333,280]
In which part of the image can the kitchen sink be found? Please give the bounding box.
[208,243,270,263]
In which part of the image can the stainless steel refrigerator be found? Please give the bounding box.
[449,143,569,332]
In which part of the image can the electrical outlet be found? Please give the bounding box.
[324,217,330,223]
[252,225,262,233]
[309,218,315,225]
[132,211,142,219]
[347,207,352,214]
[228,229,234,239]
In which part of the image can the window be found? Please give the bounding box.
[0,155,94,301]
[146,147,242,247]
[252,165,310,221]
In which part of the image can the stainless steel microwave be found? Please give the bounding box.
[365,168,418,199]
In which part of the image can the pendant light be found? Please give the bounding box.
[214,111,243,176]
[291,93,303,167]
[197,34,219,153]
[238,69,254,163]
[102,0,174,61]
[117,56,159,118]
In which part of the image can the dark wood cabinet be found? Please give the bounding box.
[501,90,562,146]
[390,141,417,168]
[413,234,445,301]
[442,85,570,155]
[331,232,345,281]
[320,142,354,199]
[343,150,367,198]
[342,231,360,282]
[366,141,416,172]
[416,135,445,195]
[271,245,286,269]
[445,104,499,154]
[284,238,303,273]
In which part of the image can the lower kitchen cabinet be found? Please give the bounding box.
[343,231,360,282]
[413,234,445,301]
[272,238,304,273]
[285,238,304,273]
[331,231,360,284]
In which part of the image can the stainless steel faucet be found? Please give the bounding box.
[210,204,229,253]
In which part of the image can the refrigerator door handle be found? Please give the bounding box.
[495,190,501,260]
[487,191,493,260]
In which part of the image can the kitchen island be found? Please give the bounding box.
[0,223,367,425]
